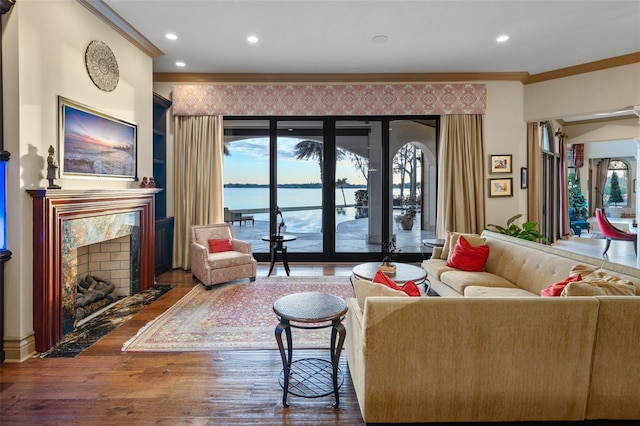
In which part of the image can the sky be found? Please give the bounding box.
[64,105,135,149]
[223,137,367,185]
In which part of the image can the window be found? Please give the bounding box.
[604,159,630,207]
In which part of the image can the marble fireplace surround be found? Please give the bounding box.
[28,189,160,352]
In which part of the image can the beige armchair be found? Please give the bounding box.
[190,223,257,289]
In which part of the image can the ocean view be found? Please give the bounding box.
[223,187,368,233]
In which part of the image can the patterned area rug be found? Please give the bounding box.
[36,284,174,358]
[122,276,354,353]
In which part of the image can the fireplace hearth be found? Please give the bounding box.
[28,189,160,352]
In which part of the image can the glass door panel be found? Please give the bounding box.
[276,120,324,253]
[223,119,271,253]
[335,120,383,253]
[389,119,438,255]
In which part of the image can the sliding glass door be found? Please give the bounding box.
[223,116,438,263]
[335,120,383,254]
[276,120,324,254]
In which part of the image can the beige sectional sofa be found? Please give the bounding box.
[345,230,640,423]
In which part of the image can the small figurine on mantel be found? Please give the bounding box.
[148,177,156,188]
[140,177,149,188]
[46,145,61,189]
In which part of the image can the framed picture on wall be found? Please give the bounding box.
[489,178,513,197]
[58,96,137,180]
[490,154,512,174]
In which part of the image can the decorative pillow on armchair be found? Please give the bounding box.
[446,235,490,272]
[208,238,233,253]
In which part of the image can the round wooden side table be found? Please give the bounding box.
[273,292,348,409]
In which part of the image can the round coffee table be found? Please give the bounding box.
[273,292,348,409]
[352,262,427,284]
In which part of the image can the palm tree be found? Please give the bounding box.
[294,139,346,183]
[336,178,348,206]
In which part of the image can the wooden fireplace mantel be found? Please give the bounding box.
[27,188,161,352]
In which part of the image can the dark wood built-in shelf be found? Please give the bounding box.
[153,93,174,275]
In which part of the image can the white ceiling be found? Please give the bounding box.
[103,0,640,76]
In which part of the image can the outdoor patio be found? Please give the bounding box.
[229,213,436,256]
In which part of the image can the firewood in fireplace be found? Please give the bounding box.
[75,275,117,320]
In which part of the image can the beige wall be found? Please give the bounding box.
[524,63,640,122]
[3,1,153,361]
[564,117,639,143]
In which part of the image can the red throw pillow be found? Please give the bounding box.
[401,280,421,297]
[207,238,233,253]
[373,270,401,290]
[373,270,420,297]
[446,235,490,272]
[540,274,582,297]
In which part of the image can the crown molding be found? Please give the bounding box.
[153,72,530,84]
[525,52,640,85]
[76,0,163,58]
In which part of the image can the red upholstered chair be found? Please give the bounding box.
[595,208,637,256]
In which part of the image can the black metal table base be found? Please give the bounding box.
[278,358,344,398]
[275,318,346,409]
[273,292,348,410]
[268,245,289,276]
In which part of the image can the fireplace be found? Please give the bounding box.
[28,189,159,352]
[61,214,141,333]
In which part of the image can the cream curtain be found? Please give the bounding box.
[173,115,224,270]
[527,122,542,225]
[436,115,485,237]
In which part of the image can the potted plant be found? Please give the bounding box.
[486,214,548,244]
[395,195,418,230]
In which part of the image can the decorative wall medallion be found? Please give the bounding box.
[85,40,119,92]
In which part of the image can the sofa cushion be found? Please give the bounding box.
[440,270,517,294]
[464,286,538,297]
[446,235,490,272]
[441,232,485,260]
[373,270,421,297]
[422,259,457,281]
[541,274,583,297]
[206,251,254,269]
[208,238,233,253]
[352,278,408,310]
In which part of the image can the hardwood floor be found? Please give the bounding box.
[1,262,637,425]
[1,265,367,425]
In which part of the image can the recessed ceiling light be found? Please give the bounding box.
[247,35,259,43]
[496,35,509,43]
[371,35,388,44]
[165,33,178,41]
[175,61,186,67]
